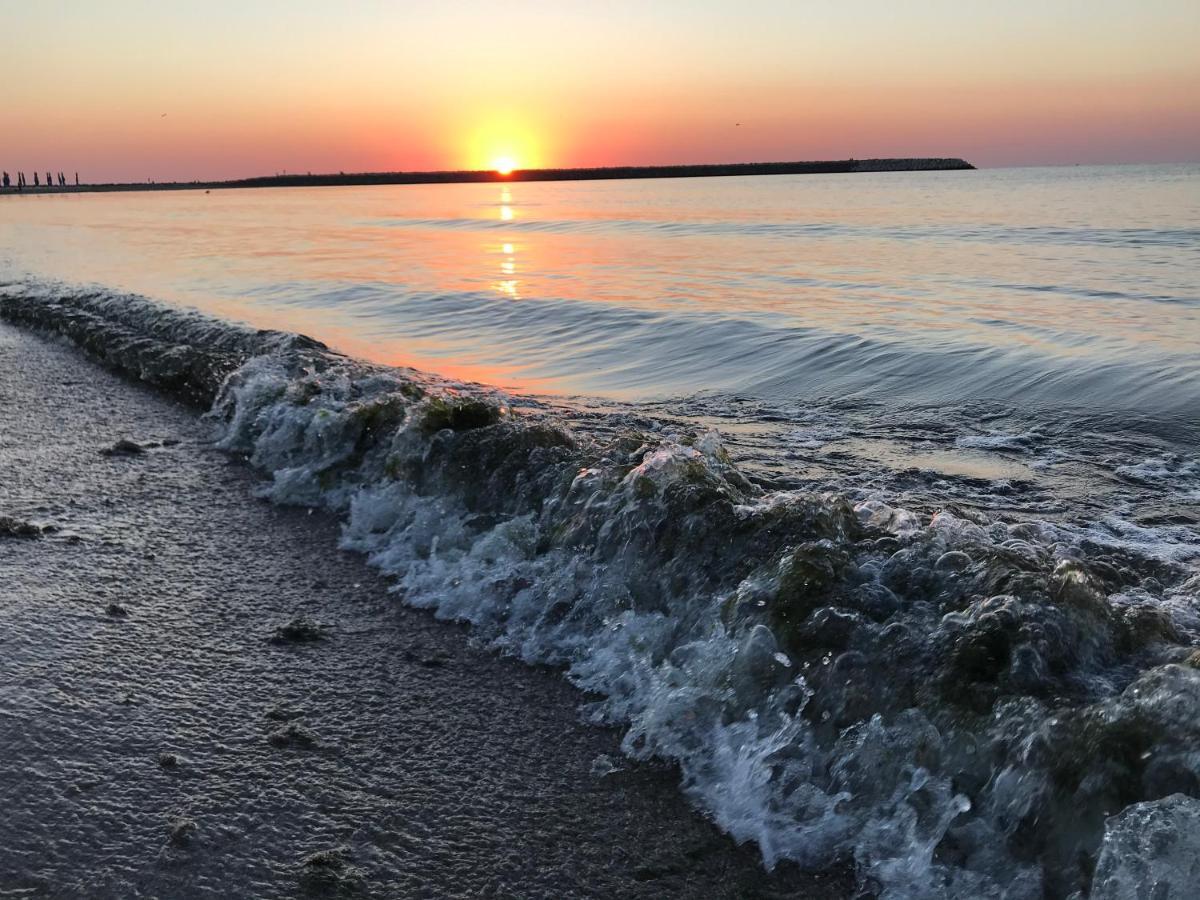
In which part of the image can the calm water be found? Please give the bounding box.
[1,165,1197,416]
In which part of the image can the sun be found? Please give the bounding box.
[464,114,544,172]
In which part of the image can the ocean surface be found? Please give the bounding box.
[2,164,1200,898]
[1,165,1197,408]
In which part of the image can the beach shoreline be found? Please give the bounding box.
[3,269,1199,896]
[0,319,852,897]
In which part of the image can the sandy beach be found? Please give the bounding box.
[0,320,852,897]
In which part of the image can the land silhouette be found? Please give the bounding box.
[0,158,973,195]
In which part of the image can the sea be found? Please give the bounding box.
[2,164,1198,897]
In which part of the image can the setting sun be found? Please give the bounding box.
[462,112,548,173]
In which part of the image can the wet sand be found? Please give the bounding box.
[0,321,851,897]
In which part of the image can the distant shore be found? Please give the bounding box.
[0,157,973,196]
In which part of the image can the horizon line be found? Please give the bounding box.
[1,156,974,195]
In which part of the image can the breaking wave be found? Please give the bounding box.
[4,281,1200,898]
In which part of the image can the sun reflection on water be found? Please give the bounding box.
[493,188,520,297]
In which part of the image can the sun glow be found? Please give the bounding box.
[464,113,546,172]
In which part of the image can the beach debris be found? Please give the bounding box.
[301,846,349,872]
[299,845,363,891]
[166,817,197,847]
[70,774,105,794]
[0,516,43,538]
[589,753,624,777]
[267,722,319,749]
[100,438,146,457]
[264,704,304,721]
[269,616,326,644]
[418,395,501,434]
[157,752,179,769]
[403,648,451,668]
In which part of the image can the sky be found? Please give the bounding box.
[2,0,1198,182]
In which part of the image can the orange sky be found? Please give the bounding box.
[3,1,1198,182]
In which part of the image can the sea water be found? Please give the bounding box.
[2,164,1199,897]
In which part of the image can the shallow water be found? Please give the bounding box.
[2,167,1200,898]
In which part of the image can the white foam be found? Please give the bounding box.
[954,432,1037,452]
[201,347,1198,899]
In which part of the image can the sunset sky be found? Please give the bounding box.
[4,0,1198,182]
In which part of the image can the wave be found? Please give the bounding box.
[60,275,1194,419]
[372,215,1200,251]
[3,281,1200,898]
